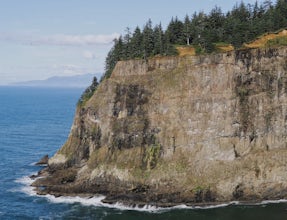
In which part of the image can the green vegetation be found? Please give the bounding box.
[144,144,161,170]
[78,76,99,105]
[103,0,287,80]
[267,35,287,47]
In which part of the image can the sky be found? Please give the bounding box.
[0,0,276,85]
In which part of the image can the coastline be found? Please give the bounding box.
[29,166,287,210]
[22,171,287,212]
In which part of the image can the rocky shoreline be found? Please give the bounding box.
[30,166,215,208]
[31,156,220,207]
[30,159,287,208]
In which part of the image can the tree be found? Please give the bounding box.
[166,17,185,45]
[103,37,123,79]
[261,2,275,32]
[153,24,164,55]
[123,27,132,59]
[130,26,143,58]
[183,15,192,45]
[208,6,225,42]
[142,19,154,58]
[78,76,99,104]
[224,2,251,48]
[273,0,287,30]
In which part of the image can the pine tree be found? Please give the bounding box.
[208,6,225,43]
[103,38,123,79]
[183,15,192,45]
[78,76,99,104]
[142,19,154,58]
[274,0,287,30]
[166,17,185,45]
[123,27,132,59]
[154,24,164,55]
[225,2,251,48]
[130,26,143,58]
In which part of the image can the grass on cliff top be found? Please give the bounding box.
[176,43,234,56]
[244,29,287,48]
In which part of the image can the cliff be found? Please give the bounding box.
[33,47,287,206]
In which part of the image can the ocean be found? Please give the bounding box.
[0,86,287,220]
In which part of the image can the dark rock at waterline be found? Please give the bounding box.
[29,174,38,179]
[36,155,49,165]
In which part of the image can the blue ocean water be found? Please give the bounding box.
[1,86,287,220]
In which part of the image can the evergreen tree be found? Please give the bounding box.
[190,12,208,52]
[208,6,225,42]
[130,26,143,58]
[167,17,185,44]
[262,3,275,32]
[153,24,164,55]
[163,33,178,56]
[103,38,123,79]
[142,19,154,58]
[78,76,99,104]
[273,0,287,30]
[183,15,192,45]
[123,27,132,59]
[226,2,251,48]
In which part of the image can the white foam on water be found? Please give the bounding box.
[14,175,37,196]
[15,175,287,212]
[42,196,239,212]
[45,194,106,206]
[45,195,162,212]
[104,202,160,212]
[29,162,46,166]
[257,199,287,205]
[193,201,240,209]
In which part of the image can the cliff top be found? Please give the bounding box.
[244,29,287,49]
[176,29,287,56]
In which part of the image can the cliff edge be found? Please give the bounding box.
[33,47,287,206]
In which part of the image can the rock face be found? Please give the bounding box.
[33,47,287,206]
[35,155,49,165]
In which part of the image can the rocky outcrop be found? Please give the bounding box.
[35,155,49,165]
[33,47,287,206]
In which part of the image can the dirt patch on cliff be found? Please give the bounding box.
[244,29,287,48]
[177,46,196,56]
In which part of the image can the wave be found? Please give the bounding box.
[29,162,48,167]
[14,175,287,212]
[14,175,37,196]
[258,199,287,205]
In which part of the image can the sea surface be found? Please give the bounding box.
[1,86,287,220]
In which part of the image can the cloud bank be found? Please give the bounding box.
[0,32,120,46]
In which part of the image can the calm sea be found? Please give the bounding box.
[0,86,287,220]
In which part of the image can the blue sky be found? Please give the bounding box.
[0,0,275,84]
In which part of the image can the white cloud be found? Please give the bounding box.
[83,50,96,59]
[0,32,120,46]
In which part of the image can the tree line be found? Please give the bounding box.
[103,0,287,79]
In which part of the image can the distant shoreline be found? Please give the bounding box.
[8,73,100,89]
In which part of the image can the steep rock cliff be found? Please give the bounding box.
[33,47,287,206]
